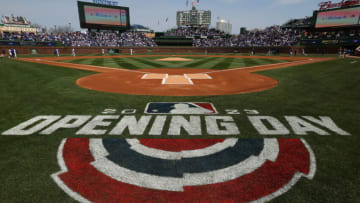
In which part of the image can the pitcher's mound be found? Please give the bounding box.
[156,57,193,62]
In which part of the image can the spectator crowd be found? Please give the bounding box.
[0,31,157,47]
[1,26,359,48]
[165,27,225,37]
[302,29,360,40]
[193,26,301,47]
[163,26,301,47]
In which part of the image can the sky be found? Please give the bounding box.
[0,0,327,34]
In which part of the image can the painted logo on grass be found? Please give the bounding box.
[145,102,218,114]
[52,138,316,202]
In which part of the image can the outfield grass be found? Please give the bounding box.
[0,55,359,202]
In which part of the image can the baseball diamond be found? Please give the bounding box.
[17,55,333,96]
[1,0,360,203]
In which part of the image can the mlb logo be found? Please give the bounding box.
[145,102,218,114]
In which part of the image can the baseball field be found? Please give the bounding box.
[0,53,359,202]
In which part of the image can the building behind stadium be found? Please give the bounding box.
[177,6,211,28]
[0,15,37,34]
[216,19,232,34]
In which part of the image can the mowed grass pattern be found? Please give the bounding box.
[63,56,287,70]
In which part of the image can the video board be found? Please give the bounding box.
[78,1,130,30]
[315,6,360,28]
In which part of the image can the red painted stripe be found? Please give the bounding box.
[59,138,310,202]
[138,139,225,152]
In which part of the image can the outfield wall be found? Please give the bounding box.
[0,45,341,55]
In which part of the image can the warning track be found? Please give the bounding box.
[17,55,334,96]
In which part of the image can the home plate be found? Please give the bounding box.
[156,57,193,62]
[142,73,212,85]
[163,75,193,85]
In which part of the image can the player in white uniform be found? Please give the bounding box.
[72,48,76,57]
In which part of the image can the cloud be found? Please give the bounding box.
[278,0,305,5]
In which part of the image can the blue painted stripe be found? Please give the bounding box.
[103,139,264,178]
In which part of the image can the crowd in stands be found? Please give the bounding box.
[193,26,301,47]
[165,27,225,37]
[0,26,300,48]
[302,29,360,40]
[0,31,157,47]
[163,26,301,47]
[2,26,359,48]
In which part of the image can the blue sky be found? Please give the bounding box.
[1,0,326,33]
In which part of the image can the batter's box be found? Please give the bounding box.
[185,74,212,79]
[141,74,168,79]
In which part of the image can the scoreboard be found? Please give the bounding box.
[315,6,360,28]
[78,1,130,30]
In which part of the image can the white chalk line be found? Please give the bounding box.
[251,138,316,203]
[201,58,321,75]
[51,139,91,203]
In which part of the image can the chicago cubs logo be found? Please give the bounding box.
[52,138,316,202]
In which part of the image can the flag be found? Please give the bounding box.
[165,17,169,23]
[186,0,189,7]
[197,0,200,6]
[192,0,194,7]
